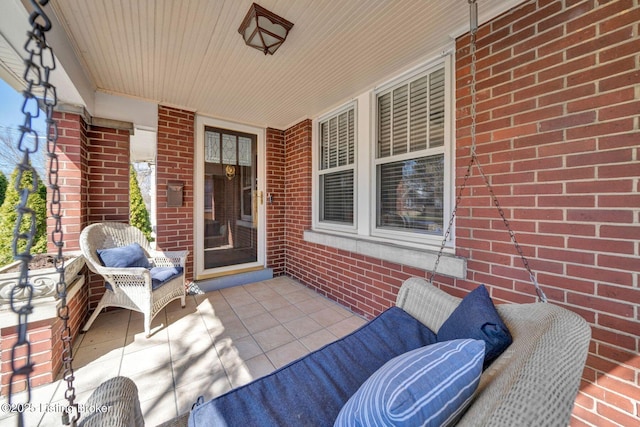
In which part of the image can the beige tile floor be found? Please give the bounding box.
[1,276,367,427]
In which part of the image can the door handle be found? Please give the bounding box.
[254,190,263,205]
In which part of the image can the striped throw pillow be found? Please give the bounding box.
[334,339,485,427]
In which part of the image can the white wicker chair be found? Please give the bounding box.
[80,222,188,337]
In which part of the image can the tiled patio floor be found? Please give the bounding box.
[2,276,367,426]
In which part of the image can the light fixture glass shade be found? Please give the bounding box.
[238,3,294,55]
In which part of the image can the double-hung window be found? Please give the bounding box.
[375,63,447,241]
[309,55,459,273]
[318,104,356,227]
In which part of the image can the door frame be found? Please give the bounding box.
[194,114,266,280]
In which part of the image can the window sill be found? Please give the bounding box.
[303,230,466,279]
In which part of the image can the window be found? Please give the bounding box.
[318,104,356,226]
[375,65,446,237]
[310,55,453,259]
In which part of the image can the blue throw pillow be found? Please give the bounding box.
[97,243,150,269]
[334,339,484,427]
[150,266,183,290]
[437,285,512,369]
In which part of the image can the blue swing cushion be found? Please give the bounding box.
[437,284,512,369]
[188,306,437,426]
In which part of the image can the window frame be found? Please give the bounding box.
[313,101,358,233]
[371,57,453,246]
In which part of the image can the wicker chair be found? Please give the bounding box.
[80,222,188,337]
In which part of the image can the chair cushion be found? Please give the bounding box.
[150,266,184,290]
[334,339,485,427]
[437,285,512,369]
[97,243,150,269]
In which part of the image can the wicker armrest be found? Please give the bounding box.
[150,250,188,267]
[78,376,144,427]
[396,277,461,332]
[96,266,152,289]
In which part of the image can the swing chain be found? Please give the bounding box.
[428,2,479,285]
[469,0,478,157]
[430,0,547,303]
[10,0,79,425]
[428,157,474,285]
[474,160,547,302]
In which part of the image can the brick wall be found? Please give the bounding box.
[282,120,314,282]
[281,1,639,426]
[265,128,286,275]
[86,126,130,223]
[156,105,194,281]
[48,111,89,252]
[52,112,131,310]
[454,1,639,425]
[0,280,87,395]
[1,318,56,395]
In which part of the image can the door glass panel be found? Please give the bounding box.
[203,127,258,269]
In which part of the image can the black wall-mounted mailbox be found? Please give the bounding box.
[167,181,184,207]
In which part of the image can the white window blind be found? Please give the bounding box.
[319,107,355,225]
[376,65,446,235]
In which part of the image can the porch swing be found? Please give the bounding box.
[8,1,590,427]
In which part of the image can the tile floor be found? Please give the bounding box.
[1,276,367,426]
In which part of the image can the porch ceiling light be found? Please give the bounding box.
[238,3,294,55]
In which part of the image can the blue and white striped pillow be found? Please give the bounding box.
[334,339,485,427]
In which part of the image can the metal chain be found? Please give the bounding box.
[473,158,547,302]
[10,0,79,425]
[429,0,547,302]
[428,156,475,285]
[428,2,479,285]
[469,1,478,158]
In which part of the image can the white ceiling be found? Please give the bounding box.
[37,0,522,130]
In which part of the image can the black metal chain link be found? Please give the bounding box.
[10,0,79,425]
[429,0,547,303]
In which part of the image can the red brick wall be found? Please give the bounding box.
[282,120,314,282]
[156,105,194,281]
[0,282,87,396]
[454,1,639,426]
[265,128,286,275]
[48,111,89,252]
[52,112,131,310]
[86,126,131,223]
[1,319,55,395]
[282,1,639,426]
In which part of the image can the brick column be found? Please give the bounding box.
[265,128,286,275]
[48,110,89,252]
[282,120,314,284]
[156,105,194,281]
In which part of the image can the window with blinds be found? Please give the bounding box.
[319,106,355,225]
[376,65,446,235]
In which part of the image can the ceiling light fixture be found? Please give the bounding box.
[238,3,294,55]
